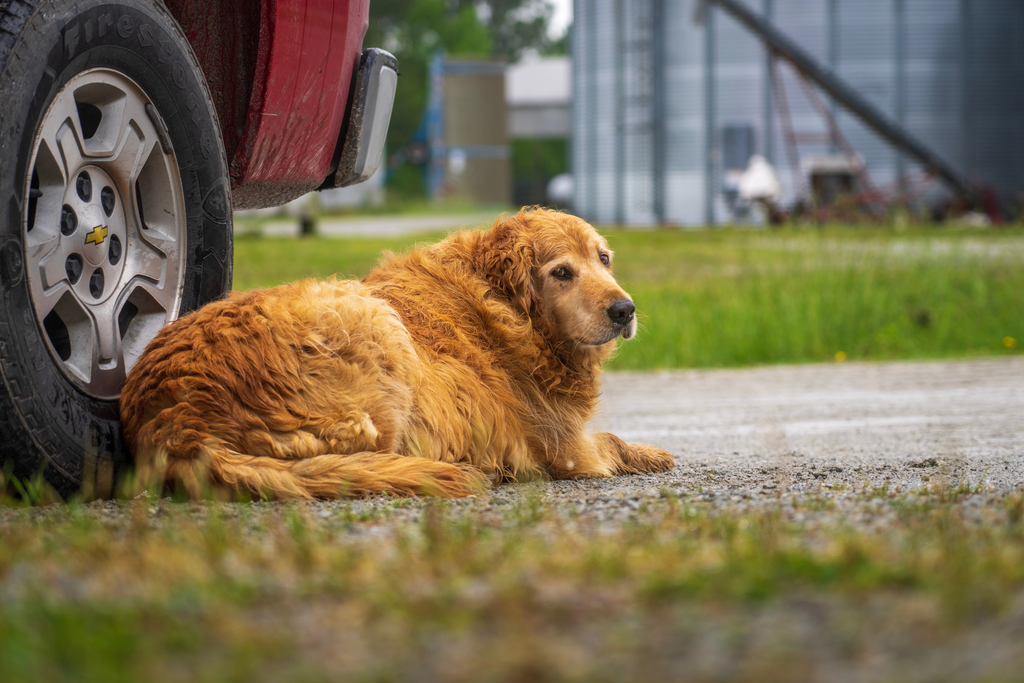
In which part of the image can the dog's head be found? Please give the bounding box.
[478,208,636,348]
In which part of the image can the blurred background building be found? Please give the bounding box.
[365,0,567,208]
[423,53,570,206]
[507,55,571,206]
[423,55,511,204]
[572,0,1024,225]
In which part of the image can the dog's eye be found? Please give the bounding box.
[551,266,573,281]
[599,253,610,266]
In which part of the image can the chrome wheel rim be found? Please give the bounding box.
[23,68,185,400]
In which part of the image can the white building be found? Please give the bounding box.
[506,55,571,138]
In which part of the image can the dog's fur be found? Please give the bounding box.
[120,208,674,498]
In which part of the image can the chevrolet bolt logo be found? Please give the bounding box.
[85,225,108,245]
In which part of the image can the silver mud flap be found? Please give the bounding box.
[328,48,399,188]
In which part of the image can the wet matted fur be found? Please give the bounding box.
[120,208,674,498]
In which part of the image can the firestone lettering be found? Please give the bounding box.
[117,15,134,39]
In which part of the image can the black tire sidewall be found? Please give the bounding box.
[0,0,232,494]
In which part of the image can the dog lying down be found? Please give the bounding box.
[120,208,674,498]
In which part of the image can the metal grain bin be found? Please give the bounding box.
[572,0,1024,225]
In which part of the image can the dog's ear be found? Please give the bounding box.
[476,212,536,313]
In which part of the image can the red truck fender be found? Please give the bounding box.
[164,0,370,209]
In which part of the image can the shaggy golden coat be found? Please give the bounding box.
[120,209,674,498]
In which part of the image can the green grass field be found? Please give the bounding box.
[1,485,1022,682]
[233,225,1024,370]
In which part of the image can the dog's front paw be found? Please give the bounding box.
[623,443,675,474]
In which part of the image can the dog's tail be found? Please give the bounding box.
[213,448,489,499]
[130,406,490,500]
[146,443,491,499]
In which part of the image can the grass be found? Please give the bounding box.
[1,484,1023,681]
[232,224,1024,370]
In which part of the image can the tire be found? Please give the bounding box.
[0,0,233,497]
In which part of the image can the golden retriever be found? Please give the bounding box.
[120,208,674,498]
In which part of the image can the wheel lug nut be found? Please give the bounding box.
[65,254,83,284]
[76,172,92,202]
[101,186,115,216]
[60,204,77,236]
[108,235,122,265]
[89,269,104,299]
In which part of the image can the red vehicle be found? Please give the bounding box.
[0,0,397,495]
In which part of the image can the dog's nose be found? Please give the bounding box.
[607,299,635,326]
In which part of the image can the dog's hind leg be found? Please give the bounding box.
[130,396,484,499]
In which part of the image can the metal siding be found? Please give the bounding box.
[571,0,591,214]
[767,1,828,203]
[718,0,764,65]
[621,0,657,225]
[903,0,963,189]
[968,0,1024,200]
[573,0,1022,225]
[663,0,708,224]
[591,0,617,223]
[716,1,765,222]
[835,0,896,186]
[774,0,828,63]
[1014,1,1024,195]
[716,3,764,143]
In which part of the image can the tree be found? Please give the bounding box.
[366,0,556,198]
[477,0,554,62]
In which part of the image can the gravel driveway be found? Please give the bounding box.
[586,356,1024,497]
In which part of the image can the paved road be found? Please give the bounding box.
[563,356,1024,499]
